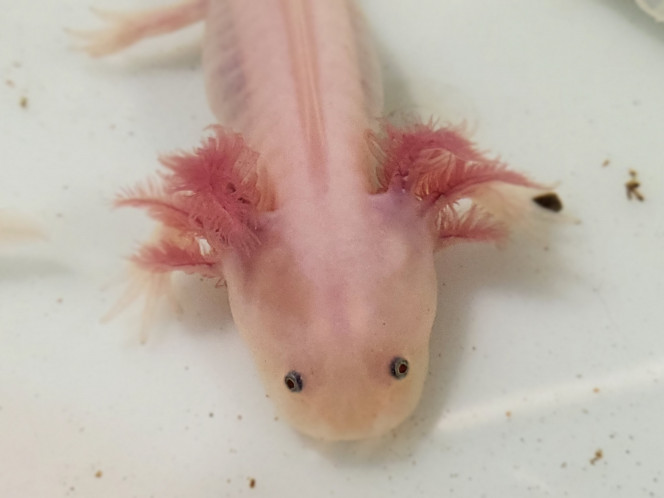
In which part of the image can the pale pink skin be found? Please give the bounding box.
[76,0,554,440]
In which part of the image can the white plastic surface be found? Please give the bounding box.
[1,1,663,496]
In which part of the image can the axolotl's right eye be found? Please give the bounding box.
[390,357,409,380]
[284,370,303,392]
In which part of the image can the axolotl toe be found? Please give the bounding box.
[76,0,560,440]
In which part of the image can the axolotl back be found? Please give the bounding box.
[76,0,560,440]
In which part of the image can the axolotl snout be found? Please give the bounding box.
[75,0,559,440]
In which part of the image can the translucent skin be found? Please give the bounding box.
[76,0,554,440]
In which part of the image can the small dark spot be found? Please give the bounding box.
[248,478,256,489]
[590,449,603,465]
[56,298,63,304]
[626,169,645,201]
[533,192,563,212]
[237,414,242,421]
[19,96,28,108]
[95,470,103,479]
[593,387,600,393]
[209,412,214,418]
[6,79,14,87]
[602,159,610,167]
[505,410,512,418]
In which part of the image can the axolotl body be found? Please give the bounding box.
[77,0,559,440]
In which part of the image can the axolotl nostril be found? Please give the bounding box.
[74,0,560,441]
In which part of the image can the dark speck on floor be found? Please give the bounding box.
[590,449,603,465]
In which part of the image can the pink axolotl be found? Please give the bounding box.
[75,0,560,440]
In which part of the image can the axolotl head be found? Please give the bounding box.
[225,195,438,441]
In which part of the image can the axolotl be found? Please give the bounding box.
[75,0,560,441]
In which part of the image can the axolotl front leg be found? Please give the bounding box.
[75,2,560,440]
[70,0,209,57]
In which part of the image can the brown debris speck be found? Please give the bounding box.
[248,478,256,489]
[533,192,563,212]
[95,470,103,478]
[19,96,28,108]
[590,449,603,465]
[593,387,600,393]
[626,169,645,201]
[602,159,610,167]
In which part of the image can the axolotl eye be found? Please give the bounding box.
[284,370,303,392]
[390,357,409,380]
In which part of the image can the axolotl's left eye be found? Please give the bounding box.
[390,357,409,380]
[284,370,303,392]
